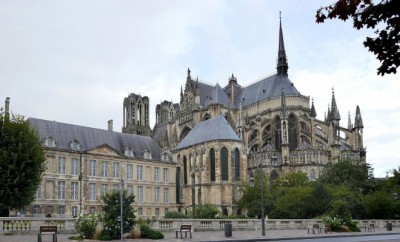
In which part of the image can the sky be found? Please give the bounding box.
[0,1,399,177]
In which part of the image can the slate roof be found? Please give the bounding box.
[28,118,168,161]
[197,81,214,106]
[174,115,241,151]
[235,74,299,107]
[204,83,233,107]
[152,122,168,141]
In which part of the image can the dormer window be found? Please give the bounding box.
[45,137,56,148]
[143,150,152,160]
[124,148,134,158]
[160,151,169,161]
[70,140,80,151]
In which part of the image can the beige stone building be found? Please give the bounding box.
[25,118,176,218]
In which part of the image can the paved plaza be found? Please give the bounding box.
[1,228,400,242]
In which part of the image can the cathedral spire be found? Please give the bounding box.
[348,111,353,129]
[310,98,317,118]
[354,105,364,128]
[330,88,341,121]
[277,12,288,76]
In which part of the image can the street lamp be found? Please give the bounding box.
[120,177,124,242]
[249,153,266,236]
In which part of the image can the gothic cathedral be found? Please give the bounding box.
[122,20,365,215]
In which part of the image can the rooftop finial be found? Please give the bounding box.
[277,12,288,76]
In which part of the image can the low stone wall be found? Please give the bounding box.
[1,217,399,235]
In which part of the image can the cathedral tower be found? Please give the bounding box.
[122,93,151,136]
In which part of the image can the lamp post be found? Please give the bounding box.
[249,153,266,236]
[120,177,124,242]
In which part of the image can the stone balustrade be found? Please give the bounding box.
[1,217,399,235]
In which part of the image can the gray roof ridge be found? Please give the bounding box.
[174,115,241,151]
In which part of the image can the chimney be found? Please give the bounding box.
[108,119,113,131]
[5,97,10,116]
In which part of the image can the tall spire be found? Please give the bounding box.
[348,111,353,129]
[310,98,317,118]
[330,88,341,121]
[354,105,364,128]
[277,12,288,76]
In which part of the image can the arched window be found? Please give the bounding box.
[183,156,188,185]
[234,148,240,181]
[288,114,298,151]
[262,125,272,148]
[274,117,282,151]
[221,147,229,181]
[204,113,210,121]
[309,169,316,181]
[270,170,279,181]
[210,148,216,182]
[180,127,191,140]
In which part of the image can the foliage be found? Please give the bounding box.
[238,170,272,218]
[68,235,83,241]
[327,199,352,225]
[137,217,164,239]
[190,204,220,219]
[0,114,46,213]
[274,171,309,188]
[322,215,342,231]
[270,186,314,219]
[363,191,395,219]
[101,189,136,240]
[316,0,400,76]
[75,213,101,239]
[318,160,372,192]
[329,185,366,219]
[165,211,189,219]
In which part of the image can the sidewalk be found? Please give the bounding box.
[1,228,400,242]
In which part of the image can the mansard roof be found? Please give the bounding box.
[28,117,167,161]
[204,83,233,107]
[174,115,241,151]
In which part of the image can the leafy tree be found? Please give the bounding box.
[318,160,372,192]
[238,170,273,218]
[0,114,45,216]
[316,0,400,75]
[190,204,220,219]
[270,186,314,219]
[101,189,136,240]
[329,185,366,219]
[363,191,396,219]
[274,171,309,188]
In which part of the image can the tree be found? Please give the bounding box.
[318,160,372,192]
[238,170,273,218]
[0,114,45,216]
[316,0,400,75]
[101,189,136,240]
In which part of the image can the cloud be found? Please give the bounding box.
[1,0,399,177]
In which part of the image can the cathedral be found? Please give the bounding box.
[122,19,365,215]
[7,19,365,218]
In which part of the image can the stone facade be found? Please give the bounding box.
[24,118,176,218]
[126,19,365,215]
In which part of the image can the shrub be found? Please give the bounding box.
[165,211,188,219]
[191,204,220,219]
[101,189,136,240]
[75,213,101,239]
[137,217,164,239]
